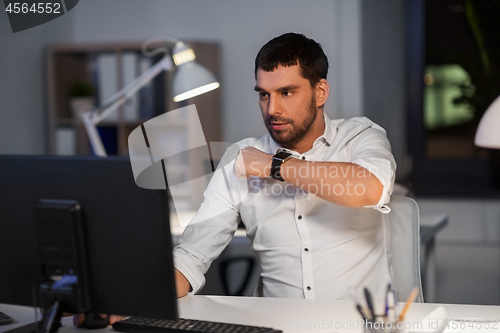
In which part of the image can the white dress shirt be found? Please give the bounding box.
[173,115,396,301]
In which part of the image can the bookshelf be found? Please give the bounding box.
[45,40,221,156]
[45,40,222,210]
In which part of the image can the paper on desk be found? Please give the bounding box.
[411,306,448,333]
[443,319,500,333]
[411,306,500,333]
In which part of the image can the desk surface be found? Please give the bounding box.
[2,296,499,333]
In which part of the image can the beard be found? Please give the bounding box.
[264,95,318,148]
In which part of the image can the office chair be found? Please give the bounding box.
[219,256,256,296]
[252,196,424,302]
[385,195,424,303]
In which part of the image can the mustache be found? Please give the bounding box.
[266,116,293,125]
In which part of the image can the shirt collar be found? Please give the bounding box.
[321,113,336,145]
[269,113,337,155]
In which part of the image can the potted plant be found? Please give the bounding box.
[69,80,95,120]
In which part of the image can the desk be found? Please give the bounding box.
[1,296,499,333]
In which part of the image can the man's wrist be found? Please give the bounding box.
[280,157,301,181]
[174,268,192,297]
[270,152,293,181]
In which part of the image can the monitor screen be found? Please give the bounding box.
[0,155,177,320]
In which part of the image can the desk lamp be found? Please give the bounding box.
[82,39,220,157]
[475,95,500,185]
[475,95,500,149]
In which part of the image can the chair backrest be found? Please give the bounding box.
[253,196,424,301]
[384,195,424,303]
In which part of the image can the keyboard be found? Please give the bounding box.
[0,311,14,325]
[112,316,282,333]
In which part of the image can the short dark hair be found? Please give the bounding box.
[254,33,329,87]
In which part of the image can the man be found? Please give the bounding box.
[174,33,395,300]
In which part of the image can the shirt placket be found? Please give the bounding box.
[294,192,315,299]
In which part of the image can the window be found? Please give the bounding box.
[406,0,500,195]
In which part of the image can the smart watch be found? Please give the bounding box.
[270,152,293,181]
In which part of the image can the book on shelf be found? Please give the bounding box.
[96,52,141,123]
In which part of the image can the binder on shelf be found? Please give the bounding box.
[96,53,140,123]
[89,127,118,156]
[138,55,156,120]
[96,53,118,123]
[55,128,76,155]
[122,52,140,122]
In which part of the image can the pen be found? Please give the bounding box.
[364,287,375,321]
[398,287,418,322]
[387,290,396,323]
[347,287,367,321]
[384,284,391,317]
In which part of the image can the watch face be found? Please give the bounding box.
[274,152,292,160]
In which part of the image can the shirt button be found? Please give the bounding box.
[302,156,306,160]
[304,248,309,252]
[298,215,302,220]
[307,286,311,291]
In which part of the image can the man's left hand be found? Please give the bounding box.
[234,147,273,179]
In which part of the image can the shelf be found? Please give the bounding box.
[46,40,221,211]
[47,40,221,158]
[55,118,188,128]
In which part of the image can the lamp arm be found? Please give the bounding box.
[82,55,173,157]
[94,55,173,124]
[82,111,107,157]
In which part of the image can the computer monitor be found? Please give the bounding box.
[0,155,177,320]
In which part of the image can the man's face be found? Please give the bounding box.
[255,64,319,148]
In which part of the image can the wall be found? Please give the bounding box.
[0,0,367,153]
[361,0,408,179]
[0,6,73,154]
[68,0,366,145]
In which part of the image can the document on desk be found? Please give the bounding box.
[411,306,500,333]
[443,319,500,333]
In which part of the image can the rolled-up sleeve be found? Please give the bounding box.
[347,125,396,214]
[173,161,241,294]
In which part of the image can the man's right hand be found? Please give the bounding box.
[72,313,123,327]
[175,268,192,298]
[71,269,191,327]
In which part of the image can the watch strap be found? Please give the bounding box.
[270,152,292,181]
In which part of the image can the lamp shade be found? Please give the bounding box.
[173,62,219,102]
[475,95,500,149]
[171,42,219,102]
